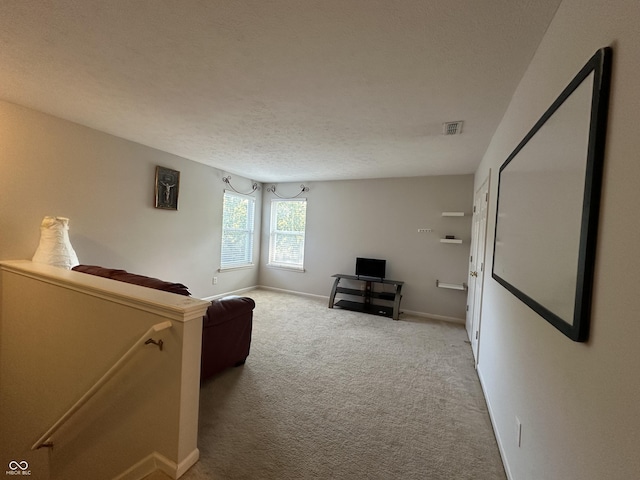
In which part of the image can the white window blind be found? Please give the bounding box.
[268,199,307,270]
[221,191,255,269]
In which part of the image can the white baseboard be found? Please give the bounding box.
[201,286,259,302]
[256,285,329,301]
[402,309,465,325]
[477,367,512,480]
[173,449,200,478]
[113,449,199,480]
[113,452,156,480]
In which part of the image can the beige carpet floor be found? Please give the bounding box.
[181,289,506,480]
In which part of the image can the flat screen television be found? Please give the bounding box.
[355,257,386,279]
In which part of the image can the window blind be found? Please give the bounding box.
[268,199,307,270]
[221,191,255,269]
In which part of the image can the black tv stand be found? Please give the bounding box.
[356,275,384,281]
[328,274,404,320]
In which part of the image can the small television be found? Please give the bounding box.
[355,257,386,279]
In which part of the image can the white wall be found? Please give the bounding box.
[0,100,261,298]
[259,176,473,320]
[475,0,640,478]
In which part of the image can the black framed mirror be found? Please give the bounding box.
[492,47,612,342]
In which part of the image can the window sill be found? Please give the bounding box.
[267,263,306,273]
[218,264,255,272]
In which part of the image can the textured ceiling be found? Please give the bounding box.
[0,0,561,183]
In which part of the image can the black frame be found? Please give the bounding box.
[154,166,180,210]
[492,47,612,342]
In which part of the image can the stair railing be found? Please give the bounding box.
[31,320,173,450]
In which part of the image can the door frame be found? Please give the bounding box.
[467,172,490,366]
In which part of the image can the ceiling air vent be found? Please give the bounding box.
[442,121,463,135]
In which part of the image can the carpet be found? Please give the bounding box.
[182,289,505,480]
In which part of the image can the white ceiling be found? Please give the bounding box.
[0,0,562,183]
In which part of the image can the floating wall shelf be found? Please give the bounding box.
[440,238,463,244]
[442,212,465,217]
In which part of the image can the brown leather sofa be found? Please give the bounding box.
[72,265,254,381]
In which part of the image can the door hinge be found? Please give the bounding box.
[485,192,488,202]
[481,262,484,272]
[475,330,479,340]
[473,205,477,213]
[466,304,469,311]
[470,255,473,263]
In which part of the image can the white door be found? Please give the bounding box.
[466,175,490,365]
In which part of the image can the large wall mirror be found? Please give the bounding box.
[492,47,612,342]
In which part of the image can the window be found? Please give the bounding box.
[269,199,307,271]
[220,191,255,269]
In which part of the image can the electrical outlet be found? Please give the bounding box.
[417,228,433,233]
[515,417,522,447]
[212,277,218,285]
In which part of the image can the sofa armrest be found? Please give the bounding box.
[204,296,255,328]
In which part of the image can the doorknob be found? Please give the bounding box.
[470,271,478,277]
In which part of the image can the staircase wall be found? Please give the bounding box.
[0,261,209,480]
